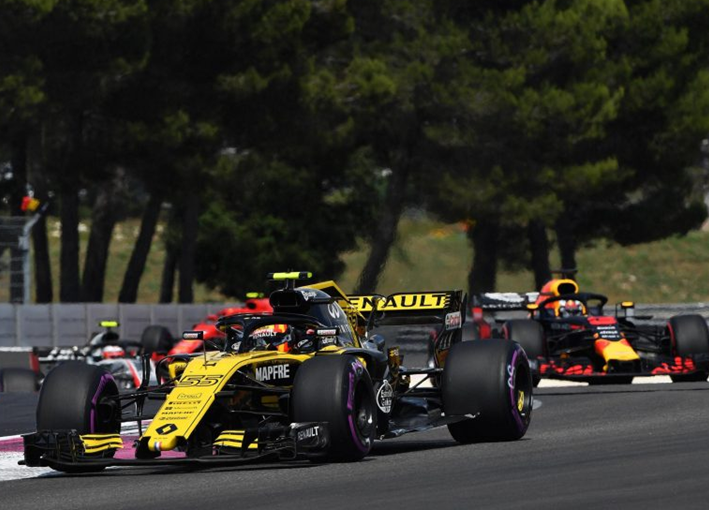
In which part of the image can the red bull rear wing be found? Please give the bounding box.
[472,292,540,311]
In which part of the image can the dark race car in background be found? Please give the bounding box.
[0,321,166,392]
[471,277,709,385]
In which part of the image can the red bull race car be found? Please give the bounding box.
[472,276,709,385]
[21,272,532,472]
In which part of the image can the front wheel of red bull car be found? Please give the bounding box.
[668,314,709,383]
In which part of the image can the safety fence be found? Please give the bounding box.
[1,302,708,349]
[0,303,239,347]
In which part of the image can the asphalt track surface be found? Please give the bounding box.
[3,378,709,509]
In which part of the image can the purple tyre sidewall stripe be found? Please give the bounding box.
[347,368,369,453]
[508,346,527,432]
[89,373,114,434]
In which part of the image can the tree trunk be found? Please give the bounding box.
[528,220,551,290]
[29,130,53,302]
[468,220,499,294]
[354,166,409,294]
[119,193,163,303]
[159,241,179,303]
[9,133,27,303]
[32,214,52,303]
[81,167,126,302]
[59,119,82,303]
[178,199,199,303]
[555,213,577,275]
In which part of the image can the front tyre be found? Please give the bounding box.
[36,361,121,472]
[141,325,174,355]
[292,355,376,462]
[668,315,709,382]
[503,319,545,387]
[442,340,533,443]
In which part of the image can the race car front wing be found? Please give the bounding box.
[20,422,329,470]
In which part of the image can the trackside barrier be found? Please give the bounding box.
[1,303,708,350]
[0,303,239,347]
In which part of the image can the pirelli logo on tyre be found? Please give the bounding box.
[350,292,450,312]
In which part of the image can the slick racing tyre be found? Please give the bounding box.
[292,355,376,462]
[442,340,533,443]
[37,361,121,472]
[668,314,709,382]
[503,319,545,387]
[141,325,174,355]
[0,368,39,393]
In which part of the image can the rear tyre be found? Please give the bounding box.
[292,355,376,462]
[0,368,39,393]
[503,320,545,387]
[442,340,533,443]
[141,325,174,355]
[37,361,121,472]
[669,315,709,382]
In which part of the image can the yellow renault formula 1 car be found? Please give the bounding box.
[21,272,532,472]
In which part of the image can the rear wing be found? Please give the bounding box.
[306,281,465,332]
[349,290,466,329]
[472,292,540,311]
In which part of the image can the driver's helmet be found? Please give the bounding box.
[270,287,356,346]
[559,299,584,317]
[250,324,292,352]
[100,345,126,359]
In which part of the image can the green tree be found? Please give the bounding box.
[427,0,628,292]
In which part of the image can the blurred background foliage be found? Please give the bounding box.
[1,0,709,303]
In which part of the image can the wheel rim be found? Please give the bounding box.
[513,360,533,424]
[353,381,375,442]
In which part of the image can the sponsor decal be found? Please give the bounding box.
[445,311,462,330]
[350,359,365,376]
[595,325,621,340]
[296,338,314,351]
[296,425,320,442]
[231,342,241,351]
[155,423,178,435]
[252,324,288,339]
[507,363,516,389]
[300,290,318,301]
[176,375,224,387]
[319,336,337,347]
[327,303,342,319]
[316,328,338,336]
[376,381,394,413]
[350,293,450,312]
[255,364,291,382]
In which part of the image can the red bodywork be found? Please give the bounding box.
[154,298,272,360]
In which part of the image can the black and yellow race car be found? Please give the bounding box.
[472,276,709,385]
[21,272,533,472]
